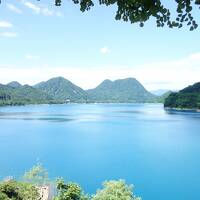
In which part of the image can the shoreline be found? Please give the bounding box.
[164,107,200,113]
[0,102,163,107]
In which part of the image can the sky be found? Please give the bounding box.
[0,0,200,91]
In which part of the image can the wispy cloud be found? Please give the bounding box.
[23,1,40,14]
[0,21,13,28]
[0,52,199,90]
[22,1,63,17]
[7,3,22,14]
[25,54,40,60]
[0,32,18,38]
[130,52,200,90]
[100,46,111,54]
[0,20,18,38]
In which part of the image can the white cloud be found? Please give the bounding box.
[0,52,200,90]
[23,1,40,14]
[100,46,111,54]
[0,32,18,38]
[7,3,22,14]
[22,1,63,17]
[42,8,53,16]
[25,54,40,60]
[0,21,13,28]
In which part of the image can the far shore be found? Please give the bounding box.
[0,102,164,107]
[164,107,200,113]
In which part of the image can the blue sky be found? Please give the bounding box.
[0,0,200,90]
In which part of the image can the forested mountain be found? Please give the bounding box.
[87,78,156,103]
[7,81,22,88]
[164,82,200,109]
[151,89,171,96]
[0,84,53,105]
[157,91,172,103]
[0,77,172,106]
[34,77,87,102]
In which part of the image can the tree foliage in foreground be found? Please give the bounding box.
[0,180,39,200]
[1,0,198,30]
[0,165,141,200]
[92,179,141,200]
[23,163,49,186]
[50,0,199,30]
[54,178,89,200]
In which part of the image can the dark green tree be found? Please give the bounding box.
[54,178,89,200]
[37,0,200,30]
[92,179,141,200]
[0,180,39,200]
[23,163,49,186]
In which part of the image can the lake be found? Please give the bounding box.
[0,103,200,200]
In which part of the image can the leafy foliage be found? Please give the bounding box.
[0,165,142,200]
[0,180,39,200]
[1,0,198,29]
[23,163,49,186]
[92,179,141,200]
[54,178,89,200]
[35,0,200,30]
[164,82,200,109]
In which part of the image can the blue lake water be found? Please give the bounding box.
[0,103,200,199]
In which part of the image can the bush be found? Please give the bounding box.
[92,180,141,200]
[0,180,39,200]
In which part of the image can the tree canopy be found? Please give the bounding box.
[92,179,141,200]
[0,1,199,29]
[23,163,49,186]
[55,178,89,200]
[52,0,200,30]
[0,180,39,200]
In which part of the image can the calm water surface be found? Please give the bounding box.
[0,104,200,200]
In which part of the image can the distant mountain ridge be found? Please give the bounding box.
[0,76,170,106]
[151,89,171,96]
[7,81,22,88]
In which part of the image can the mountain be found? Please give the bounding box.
[164,82,200,109]
[7,81,22,88]
[1,76,172,106]
[157,91,172,103]
[34,77,87,102]
[87,78,156,103]
[151,89,171,96]
[0,84,53,105]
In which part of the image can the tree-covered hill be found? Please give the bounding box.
[7,81,22,88]
[0,84,53,105]
[34,77,88,103]
[87,78,157,103]
[164,82,200,109]
[157,91,172,103]
[0,77,171,106]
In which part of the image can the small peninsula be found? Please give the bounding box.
[164,82,200,110]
